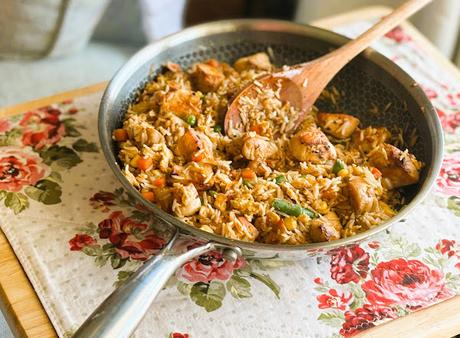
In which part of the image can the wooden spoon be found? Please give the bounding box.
[224,0,432,136]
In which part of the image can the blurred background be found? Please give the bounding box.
[1,0,459,107]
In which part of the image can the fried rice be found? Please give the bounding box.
[113,52,423,245]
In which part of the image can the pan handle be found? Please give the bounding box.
[74,230,240,338]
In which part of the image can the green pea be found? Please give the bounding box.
[332,159,346,175]
[213,125,223,133]
[186,115,197,126]
[242,179,254,188]
[275,175,286,184]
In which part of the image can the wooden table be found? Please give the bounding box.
[1,7,459,338]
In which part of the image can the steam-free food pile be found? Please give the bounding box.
[113,52,422,244]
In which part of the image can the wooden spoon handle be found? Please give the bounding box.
[324,0,432,68]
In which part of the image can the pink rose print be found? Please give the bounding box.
[98,211,165,261]
[69,234,98,251]
[316,289,352,311]
[422,87,438,100]
[330,245,370,284]
[0,147,50,192]
[436,239,457,257]
[340,304,397,337]
[384,26,411,43]
[0,119,11,133]
[437,108,460,134]
[362,258,453,309]
[436,152,460,196]
[19,107,65,149]
[176,251,246,283]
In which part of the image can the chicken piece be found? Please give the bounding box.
[348,177,376,213]
[172,183,201,216]
[352,126,391,153]
[191,63,225,93]
[242,135,278,161]
[160,89,202,119]
[369,143,421,189]
[175,129,213,161]
[233,52,272,72]
[317,113,360,139]
[310,211,342,242]
[127,120,164,146]
[237,216,259,242]
[289,125,337,163]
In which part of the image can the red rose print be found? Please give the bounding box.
[314,277,323,285]
[330,245,370,284]
[362,258,453,309]
[0,147,50,192]
[368,241,380,249]
[69,234,97,251]
[317,289,352,311]
[90,191,117,211]
[340,304,397,337]
[19,107,65,149]
[436,152,460,196]
[176,251,246,283]
[0,119,11,133]
[97,211,165,260]
[169,333,189,338]
[436,108,460,134]
[384,26,411,43]
[435,239,457,257]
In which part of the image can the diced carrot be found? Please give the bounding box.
[113,128,128,142]
[191,152,204,162]
[141,191,155,202]
[249,123,263,135]
[371,167,382,179]
[152,176,166,188]
[241,168,256,180]
[137,157,153,171]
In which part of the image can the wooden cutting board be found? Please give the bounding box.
[0,7,459,338]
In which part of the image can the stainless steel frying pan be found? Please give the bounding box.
[74,19,443,338]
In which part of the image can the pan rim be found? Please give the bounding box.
[98,19,444,253]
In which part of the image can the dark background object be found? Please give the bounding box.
[185,0,298,26]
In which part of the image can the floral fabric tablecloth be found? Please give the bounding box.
[0,19,459,338]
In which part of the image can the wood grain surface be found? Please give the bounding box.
[0,7,459,338]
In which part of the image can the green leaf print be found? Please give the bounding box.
[0,129,21,146]
[0,191,6,201]
[317,310,345,328]
[190,281,226,312]
[382,234,421,259]
[25,179,62,205]
[115,270,135,287]
[176,281,193,296]
[62,118,82,137]
[348,282,366,310]
[40,145,82,169]
[249,271,280,299]
[110,254,127,269]
[227,275,252,299]
[72,138,98,152]
[4,192,29,214]
[447,196,460,217]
